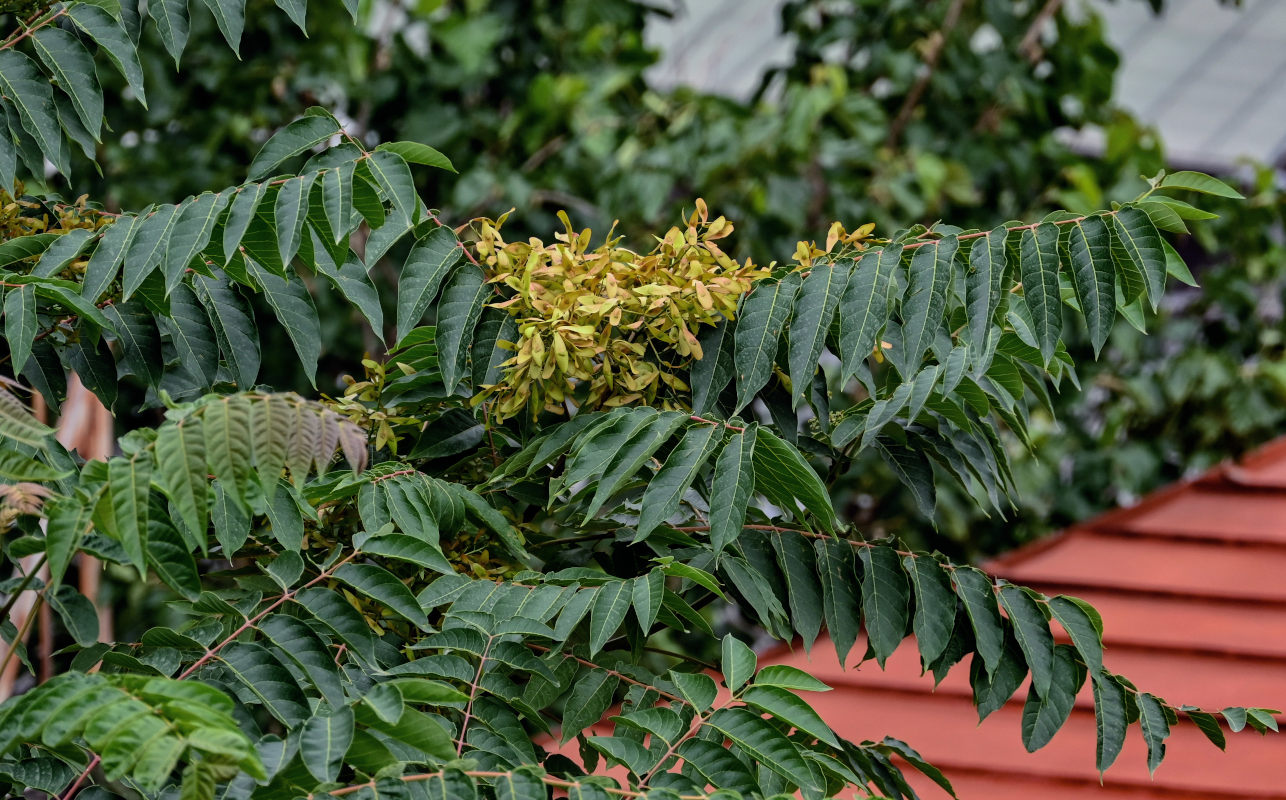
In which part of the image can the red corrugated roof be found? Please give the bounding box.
[764,438,1286,798]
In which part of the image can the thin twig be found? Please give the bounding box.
[885,0,968,149]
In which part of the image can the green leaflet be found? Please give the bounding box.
[311,234,385,343]
[751,426,838,532]
[876,436,935,518]
[741,685,838,747]
[299,705,354,783]
[815,538,860,664]
[734,271,800,413]
[1092,672,1129,775]
[839,245,902,382]
[44,496,92,589]
[193,274,260,388]
[363,150,420,228]
[1064,215,1115,355]
[219,642,310,726]
[560,668,619,743]
[583,411,687,522]
[726,632,762,689]
[273,173,311,268]
[954,567,1004,678]
[247,260,321,387]
[903,555,954,668]
[787,261,848,408]
[472,309,517,388]
[258,615,346,710]
[1020,645,1084,752]
[222,182,266,263]
[892,236,956,379]
[708,427,755,556]
[67,5,146,107]
[690,320,735,416]
[167,192,229,294]
[723,554,791,640]
[162,283,220,387]
[248,114,341,181]
[31,28,103,141]
[1047,594,1104,674]
[123,203,182,300]
[154,417,207,541]
[1137,692,1172,776]
[149,0,191,67]
[970,634,1027,721]
[965,227,1008,369]
[375,140,456,172]
[858,544,909,666]
[0,51,67,177]
[707,707,821,793]
[999,585,1055,698]
[102,301,162,388]
[203,395,252,507]
[85,214,138,297]
[31,229,95,278]
[199,0,246,54]
[1158,170,1244,199]
[334,563,429,628]
[435,263,489,394]
[635,423,721,541]
[629,570,664,633]
[1110,207,1166,311]
[588,579,631,656]
[770,531,823,651]
[103,454,151,575]
[68,336,117,409]
[295,587,378,665]
[4,285,35,374]
[1018,223,1061,363]
[145,513,200,598]
[274,0,308,32]
[319,159,356,244]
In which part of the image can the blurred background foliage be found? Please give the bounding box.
[49,0,1286,559]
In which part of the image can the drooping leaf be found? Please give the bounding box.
[999,585,1055,698]
[154,417,207,540]
[1020,645,1085,752]
[903,555,954,669]
[787,261,848,407]
[67,5,146,106]
[435,263,489,394]
[247,260,321,386]
[1137,692,1172,775]
[892,236,956,378]
[636,423,720,541]
[1092,672,1129,775]
[1064,215,1115,355]
[954,567,1004,678]
[1047,594,1104,674]
[0,51,67,176]
[299,704,354,783]
[1110,207,1166,311]
[770,531,823,651]
[198,0,246,53]
[31,28,104,141]
[148,0,192,68]
[858,544,909,666]
[4,285,36,374]
[734,272,800,412]
[751,426,837,532]
[708,428,755,557]
[396,226,468,342]
[839,245,902,382]
[1018,223,1061,363]
[815,538,860,663]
